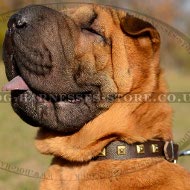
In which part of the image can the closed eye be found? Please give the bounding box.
[82,27,107,44]
[82,27,101,37]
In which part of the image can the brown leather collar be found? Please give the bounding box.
[94,140,178,163]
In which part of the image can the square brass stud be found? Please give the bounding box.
[98,148,106,156]
[117,145,126,155]
[136,144,145,154]
[151,144,159,153]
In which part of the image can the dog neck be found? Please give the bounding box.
[35,99,173,163]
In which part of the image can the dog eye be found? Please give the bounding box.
[82,27,102,37]
[82,26,107,44]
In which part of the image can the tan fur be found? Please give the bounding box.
[35,5,190,189]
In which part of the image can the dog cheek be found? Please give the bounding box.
[94,46,110,71]
[76,33,97,55]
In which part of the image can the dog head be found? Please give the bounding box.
[3,4,161,134]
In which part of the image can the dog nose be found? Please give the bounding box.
[8,13,27,32]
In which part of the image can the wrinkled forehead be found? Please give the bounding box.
[61,5,126,29]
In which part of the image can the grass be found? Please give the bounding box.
[0,64,52,190]
[165,69,190,171]
[0,63,190,189]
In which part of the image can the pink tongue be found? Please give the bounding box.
[2,76,29,91]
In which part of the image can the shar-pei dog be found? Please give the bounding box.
[2,4,190,190]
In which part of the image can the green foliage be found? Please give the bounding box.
[0,22,8,60]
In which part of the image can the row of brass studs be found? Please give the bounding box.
[99,144,159,156]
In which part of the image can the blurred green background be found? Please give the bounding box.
[0,0,190,189]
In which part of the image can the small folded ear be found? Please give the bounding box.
[121,13,160,47]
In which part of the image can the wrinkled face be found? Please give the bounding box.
[3,5,122,134]
[3,4,160,134]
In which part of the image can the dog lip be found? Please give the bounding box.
[2,75,90,104]
[3,75,88,104]
[2,75,29,91]
[37,91,91,104]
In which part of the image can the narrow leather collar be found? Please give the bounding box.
[94,140,178,163]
